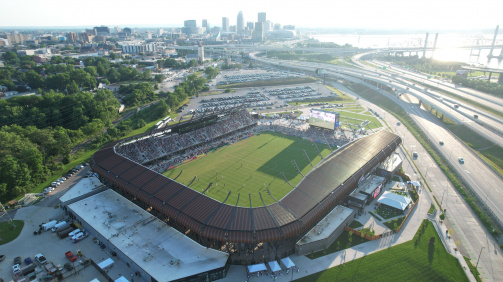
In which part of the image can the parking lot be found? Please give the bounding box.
[0,173,135,281]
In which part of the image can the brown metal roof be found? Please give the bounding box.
[91,130,401,243]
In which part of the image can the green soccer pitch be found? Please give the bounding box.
[164,131,332,207]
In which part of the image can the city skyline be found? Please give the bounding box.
[1,0,501,30]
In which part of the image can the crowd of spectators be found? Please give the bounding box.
[115,109,256,165]
[148,128,255,173]
[115,109,348,175]
[255,119,345,148]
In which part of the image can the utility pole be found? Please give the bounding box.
[476,247,485,269]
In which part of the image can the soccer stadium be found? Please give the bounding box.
[90,107,401,265]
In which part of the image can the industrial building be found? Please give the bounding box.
[67,189,230,282]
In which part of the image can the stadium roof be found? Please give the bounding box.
[91,126,401,243]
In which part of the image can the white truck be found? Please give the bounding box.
[42,220,58,231]
[51,221,67,232]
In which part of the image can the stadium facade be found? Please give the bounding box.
[90,108,401,264]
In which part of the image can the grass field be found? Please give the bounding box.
[307,230,369,259]
[0,220,24,245]
[164,132,331,207]
[298,220,468,282]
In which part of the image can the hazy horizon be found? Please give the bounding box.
[1,0,501,31]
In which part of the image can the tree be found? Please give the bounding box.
[143,69,152,80]
[348,231,353,245]
[50,56,64,64]
[204,66,219,79]
[2,51,19,65]
[66,81,79,94]
[84,66,98,77]
[25,70,44,89]
[187,59,198,68]
[82,119,105,137]
[154,74,165,83]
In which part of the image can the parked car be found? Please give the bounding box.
[65,251,77,262]
[24,257,33,265]
[72,232,88,243]
[0,254,5,262]
[68,229,82,238]
[12,264,21,274]
[64,262,74,271]
[14,256,21,265]
[35,253,47,264]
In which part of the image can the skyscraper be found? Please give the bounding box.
[183,20,199,35]
[202,19,209,29]
[253,22,264,42]
[237,11,244,33]
[258,12,266,23]
[222,17,229,32]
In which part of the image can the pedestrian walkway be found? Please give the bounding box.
[222,181,435,281]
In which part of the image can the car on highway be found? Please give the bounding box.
[458,157,465,164]
[439,141,444,146]
[413,152,418,158]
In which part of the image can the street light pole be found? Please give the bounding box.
[440,189,447,207]
[476,247,485,269]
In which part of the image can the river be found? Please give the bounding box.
[312,33,503,69]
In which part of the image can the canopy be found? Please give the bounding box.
[115,277,129,282]
[280,257,295,269]
[268,261,281,272]
[412,181,421,187]
[98,258,114,269]
[247,263,267,273]
[377,191,411,211]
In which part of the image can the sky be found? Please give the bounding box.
[0,0,502,31]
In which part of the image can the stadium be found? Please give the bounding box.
[90,107,401,265]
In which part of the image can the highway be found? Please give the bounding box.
[252,54,503,145]
[250,52,503,280]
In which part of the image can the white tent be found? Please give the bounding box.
[97,258,114,269]
[377,191,411,211]
[247,263,267,273]
[280,257,295,269]
[115,277,129,282]
[268,261,281,272]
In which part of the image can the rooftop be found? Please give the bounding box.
[68,189,229,281]
[59,176,103,204]
[297,205,354,245]
[359,175,385,195]
[378,152,402,172]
